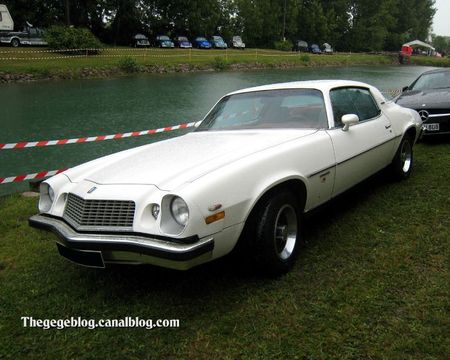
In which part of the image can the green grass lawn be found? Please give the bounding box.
[0,47,402,78]
[0,139,449,359]
[410,55,450,67]
[1,47,448,81]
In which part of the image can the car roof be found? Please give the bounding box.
[227,80,376,96]
[419,68,450,76]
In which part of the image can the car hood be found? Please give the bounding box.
[396,88,450,109]
[65,129,317,190]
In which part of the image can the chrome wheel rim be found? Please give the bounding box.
[274,204,297,260]
[400,140,412,173]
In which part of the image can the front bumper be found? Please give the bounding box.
[415,109,450,136]
[29,214,214,270]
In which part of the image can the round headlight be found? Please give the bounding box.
[39,182,54,212]
[170,197,189,226]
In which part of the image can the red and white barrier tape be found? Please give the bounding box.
[0,169,67,185]
[0,121,198,150]
[0,53,197,60]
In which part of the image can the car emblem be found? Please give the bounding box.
[208,204,222,212]
[418,110,429,121]
[87,186,97,194]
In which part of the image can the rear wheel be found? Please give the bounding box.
[242,190,302,276]
[390,134,414,180]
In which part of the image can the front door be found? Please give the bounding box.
[326,87,396,196]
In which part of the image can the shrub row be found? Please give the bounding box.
[44,26,102,54]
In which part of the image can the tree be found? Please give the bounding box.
[109,0,142,45]
[1,0,438,50]
[432,34,450,54]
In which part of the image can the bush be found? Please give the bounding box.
[118,56,140,73]
[274,39,293,52]
[300,54,310,63]
[211,56,229,71]
[44,26,102,54]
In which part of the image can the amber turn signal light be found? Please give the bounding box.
[205,211,225,224]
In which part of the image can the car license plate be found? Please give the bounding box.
[424,123,439,131]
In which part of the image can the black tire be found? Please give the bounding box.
[390,134,414,180]
[11,38,20,47]
[242,190,302,276]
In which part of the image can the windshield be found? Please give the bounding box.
[178,36,188,41]
[213,36,223,41]
[411,71,450,90]
[197,89,328,131]
[196,37,206,41]
[233,36,242,42]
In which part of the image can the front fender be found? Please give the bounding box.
[177,131,335,239]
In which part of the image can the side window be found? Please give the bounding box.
[330,88,358,127]
[330,87,380,127]
[0,12,3,21]
[351,88,380,120]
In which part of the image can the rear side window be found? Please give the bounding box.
[330,87,380,127]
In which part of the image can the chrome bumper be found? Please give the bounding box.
[29,214,214,270]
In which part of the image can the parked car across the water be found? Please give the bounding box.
[232,36,245,49]
[174,35,192,48]
[132,34,150,47]
[310,44,322,54]
[293,40,308,52]
[155,35,174,48]
[193,36,211,49]
[210,35,227,49]
[322,43,333,54]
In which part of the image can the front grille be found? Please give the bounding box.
[421,109,450,115]
[63,193,135,231]
[414,108,450,119]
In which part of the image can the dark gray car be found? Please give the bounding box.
[396,69,450,136]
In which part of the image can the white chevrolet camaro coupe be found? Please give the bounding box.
[30,80,422,275]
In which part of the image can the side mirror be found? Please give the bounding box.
[342,114,359,131]
[402,86,409,92]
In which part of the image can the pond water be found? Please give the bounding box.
[0,65,435,195]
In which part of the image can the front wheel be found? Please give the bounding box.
[390,134,414,180]
[246,191,302,276]
[11,38,20,47]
